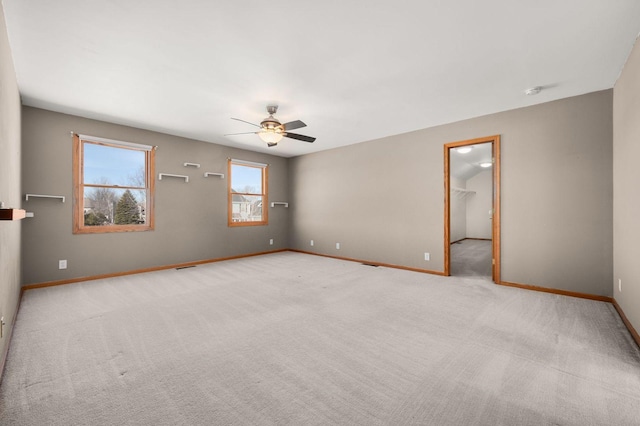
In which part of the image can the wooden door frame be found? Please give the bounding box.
[444,135,501,282]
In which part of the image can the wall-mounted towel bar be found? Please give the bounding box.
[184,162,201,168]
[271,202,289,208]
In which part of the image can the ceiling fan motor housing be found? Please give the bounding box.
[261,105,283,131]
[260,116,282,130]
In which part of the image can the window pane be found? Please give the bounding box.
[231,195,263,222]
[84,143,146,187]
[231,164,262,194]
[228,160,267,226]
[83,187,147,226]
[75,134,154,234]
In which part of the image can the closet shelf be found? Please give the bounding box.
[451,187,476,199]
[451,187,475,193]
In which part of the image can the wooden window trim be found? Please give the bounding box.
[443,135,500,282]
[227,159,268,227]
[73,134,155,234]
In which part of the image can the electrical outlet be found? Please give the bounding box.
[619,279,622,292]
[59,259,67,270]
[424,252,430,261]
[269,239,274,245]
[336,243,340,250]
[310,240,314,246]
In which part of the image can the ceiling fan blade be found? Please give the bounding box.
[224,131,259,136]
[284,132,316,143]
[282,120,306,131]
[230,117,261,128]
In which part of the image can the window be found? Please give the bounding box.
[73,134,155,234]
[228,159,268,226]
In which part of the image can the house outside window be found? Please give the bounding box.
[73,134,155,234]
[228,159,268,226]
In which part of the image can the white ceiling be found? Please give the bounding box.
[450,143,493,181]
[4,1,640,158]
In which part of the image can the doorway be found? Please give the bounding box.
[444,135,501,282]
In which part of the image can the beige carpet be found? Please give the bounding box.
[1,252,639,425]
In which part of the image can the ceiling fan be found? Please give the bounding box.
[225,105,316,147]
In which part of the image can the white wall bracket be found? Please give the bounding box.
[204,172,224,178]
[25,194,66,202]
[270,202,289,208]
[158,173,189,182]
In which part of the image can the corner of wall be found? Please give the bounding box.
[0,1,24,382]
[613,34,640,341]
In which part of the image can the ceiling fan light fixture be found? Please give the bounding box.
[228,105,315,147]
[258,128,283,144]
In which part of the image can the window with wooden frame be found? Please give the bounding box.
[73,134,155,234]
[228,159,268,226]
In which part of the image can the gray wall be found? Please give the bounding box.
[290,90,613,296]
[21,107,289,285]
[613,38,640,333]
[0,4,22,373]
[466,170,492,239]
